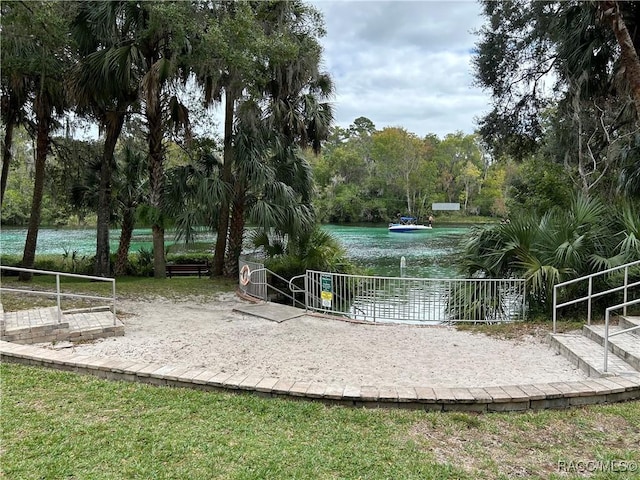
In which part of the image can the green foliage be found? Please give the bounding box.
[252,225,358,279]
[474,0,640,206]
[508,156,573,218]
[313,123,493,223]
[133,248,154,277]
[446,281,517,323]
[166,253,212,265]
[460,193,639,315]
[1,188,32,226]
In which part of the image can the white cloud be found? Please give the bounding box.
[312,0,490,138]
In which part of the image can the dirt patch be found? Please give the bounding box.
[409,410,640,478]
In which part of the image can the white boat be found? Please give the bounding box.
[388,217,432,233]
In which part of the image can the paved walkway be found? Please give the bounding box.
[1,306,123,344]
[1,302,639,411]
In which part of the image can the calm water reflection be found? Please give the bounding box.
[1,224,470,278]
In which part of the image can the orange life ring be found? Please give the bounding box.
[239,264,251,286]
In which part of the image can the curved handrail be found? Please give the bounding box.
[248,268,306,309]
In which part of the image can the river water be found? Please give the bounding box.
[0,224,470,278]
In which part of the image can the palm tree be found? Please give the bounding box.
[1,2,73,281]
[460,193,628,313]
[163,139,225,250]
[113,140,148,276]
[218,1,333,278]
[71,0,141,276]
[0,86,28,207]
[137,1,210,278]
[71,1,209,278]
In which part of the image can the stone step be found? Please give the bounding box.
[549,333,640,378]
[583,324,640,371]
[619,316,640,335]
[2,306,61,330]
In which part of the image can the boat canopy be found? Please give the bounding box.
[400,216,416,222]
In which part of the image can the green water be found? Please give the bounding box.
[1,224,470,278]
[0,227,216,257]
[323,224,467,278]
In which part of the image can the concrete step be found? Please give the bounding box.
[583,324,640,371]
[549,333,640,378]
[619,316,640,335]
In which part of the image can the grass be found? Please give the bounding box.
[456,318,586,341]
[1,363,639,479]
[2,275,639,478]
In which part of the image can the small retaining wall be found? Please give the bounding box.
[2,341,639,412]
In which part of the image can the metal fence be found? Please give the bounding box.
[301,271,526,324]
[239,257,526,324]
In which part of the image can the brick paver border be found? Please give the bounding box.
[2,340,639,411]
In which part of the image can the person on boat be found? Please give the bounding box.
[428,215,434,227]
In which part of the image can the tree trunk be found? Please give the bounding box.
[601,2,640,115]
[146,77,166,278]
[224,181,246,278]
[213,89,236,276]
[114,207,135,276]
[19,95,50,281]
[1,120,15,207]
[94,111,125,277]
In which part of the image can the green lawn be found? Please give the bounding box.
[1,363,639,480]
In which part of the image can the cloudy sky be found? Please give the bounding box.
[311,1,490,139]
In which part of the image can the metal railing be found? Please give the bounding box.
[238,258,526,324]
[238,258,305,309]
[552,259,640,333]
[300,270,526,324]
[0,266,117,325]
[604,297,640,373]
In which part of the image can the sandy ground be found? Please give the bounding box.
[56,293,589,388]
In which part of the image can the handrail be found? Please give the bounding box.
[0,266,117,325]
[249,268,306,309]
[603,297,640,373]
[553,259,640,333]
[288,274,305,294]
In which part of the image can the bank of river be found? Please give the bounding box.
[1,224,471,278]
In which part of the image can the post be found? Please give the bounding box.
[623,266,629,316]
[587,277,593,325]
[552,285,557,333]
[56,274,62,324]
[400,256,406,278]
[373,277,377,323]
[604,309,610,373]
[112,279,117,326]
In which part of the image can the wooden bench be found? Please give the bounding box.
[165,262,210,278]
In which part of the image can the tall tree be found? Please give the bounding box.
[197,0,333,277]
[473,1,640,202]
[0,2,34,208]
[1,1,74,280]
[0,84,28,208]
[192,1,264,277]
[370,127,425,216]
[113,138,148,276]
[95,1,211,278]
[71,0,141,276]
